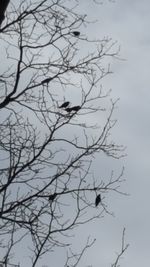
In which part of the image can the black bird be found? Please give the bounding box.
[95,194,101,207]
[41,78,52,84]
[72,31,80,37]
[59,101,70,108]
[65,107,72,113]
[49,193,57,202]
[70,105,81,112]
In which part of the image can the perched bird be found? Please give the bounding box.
[95,194,101,207]
[59,101,70,108]
[49,193,57,202]
[41,78,52,84]
[70,105,81,112]
[72,31,80,37]
[65,107,72,113]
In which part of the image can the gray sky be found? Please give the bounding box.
[80,1,150,266]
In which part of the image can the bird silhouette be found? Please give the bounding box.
[72,31,80,37]
[65,107,72,113]
[70,105,81,112]
[59,101,70,108]
[49,193,57,201]
[95,194,101,207]
[41,78,51,84]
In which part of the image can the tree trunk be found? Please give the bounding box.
[0,0,10,27]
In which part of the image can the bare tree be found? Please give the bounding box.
[0,0,128,266]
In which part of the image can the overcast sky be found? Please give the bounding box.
[1,1,150,266]
[76,1,150,267]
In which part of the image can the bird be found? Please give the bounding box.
[59,101,70,108]
[49,193,57,202]
[95,194,101,207]
[70,105,81,112]
[41,78,51,84]
[72,31,80,37]
[65,107,72,113]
